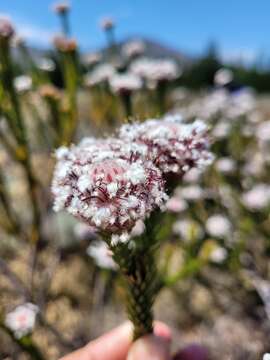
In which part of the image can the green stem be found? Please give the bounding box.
[0,325,44,360]
[121,92,132,120]
[111,244,157,340]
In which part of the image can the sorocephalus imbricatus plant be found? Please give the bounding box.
[51,116,213,339]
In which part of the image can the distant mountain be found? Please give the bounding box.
[85,36,193,67]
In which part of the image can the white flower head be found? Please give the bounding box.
[130,57,181,82]
[206,215,231,238]
[14,75,32,93]
[5,303,39,339]
[242,184,270,211]
[37,57,56,72]
[109,72,142,95]
[85,63,116,86]
[210,246,228,263]
[263,354,270,360]
[119,115,213,177]
[52,137,167,241]
[215,157,236,174]
[214,68,233,86]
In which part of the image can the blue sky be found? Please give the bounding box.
[0,0,269,63]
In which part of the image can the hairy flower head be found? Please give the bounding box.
[119,115,213,176]
[52,138,167,239]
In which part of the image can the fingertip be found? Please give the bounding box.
[154,321,172,343]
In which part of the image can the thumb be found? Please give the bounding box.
[127,334,170,360]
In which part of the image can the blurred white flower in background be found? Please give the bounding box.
[212,120,232,139]
[263,354,270,360]
[183,168,203,183]
[73,223,97,241]
[5,303,39,339]
[256,120,270,143]
[109,72,142,94]
[242,184,270,211]
[14,75,32,93]
[206,215,231,238]
[122,39,145,58]
[87,241,117,270]
[166,196,187,213]
[83,52,102,67]
[173,219,204,241]
[215,157,236,174]
[85,63,116,86]
[130,57,181,82]
[210,246,228,263]
[214,68,233,87]
[179,185,204,201]
[36,57,56,72]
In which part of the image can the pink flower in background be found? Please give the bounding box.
[5,303,39,339]
[53,1,70,14]
[166,196,187,213]
[0,18,14,39]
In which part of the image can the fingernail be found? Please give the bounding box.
[127,335,170,360]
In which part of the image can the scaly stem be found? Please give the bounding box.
[111,243,158,340]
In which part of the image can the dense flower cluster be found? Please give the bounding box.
[5,303,39,339]
[109,72,142,95]
[52,116,212,244]
[52,138,167,240]
[130,58,180,82]
[119,115,213,175]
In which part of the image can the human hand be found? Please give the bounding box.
[60,321,210,360]
[60,321,171,360]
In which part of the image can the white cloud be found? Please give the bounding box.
[17,22,55,46]
[0,12,55,47]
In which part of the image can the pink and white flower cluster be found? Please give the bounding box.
[52,138,167,241]
[52,115,212,244]
[119,115,213,175]
[5,303,39,339]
